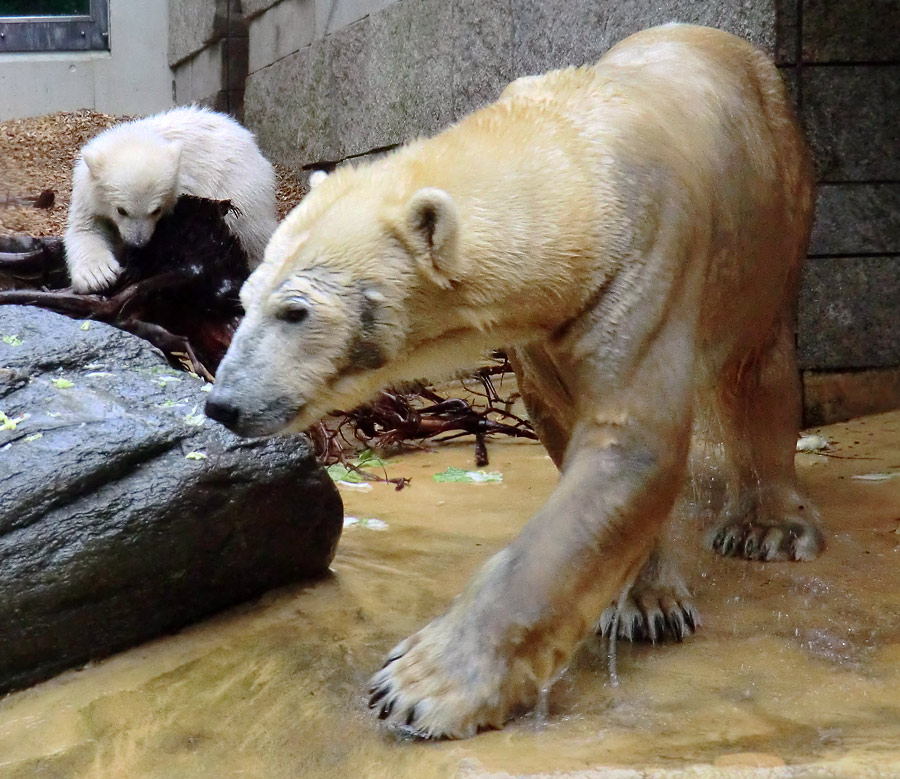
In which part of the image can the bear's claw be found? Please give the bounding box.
[366,617,524,739]
[711,515,823,561]
[598,591,698,643]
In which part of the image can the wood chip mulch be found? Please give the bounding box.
[0,110,308,238]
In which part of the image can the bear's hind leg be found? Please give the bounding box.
[512,345,698,644]
[597,543,698,643]
[510,346,700,645]
[707,317,823,562]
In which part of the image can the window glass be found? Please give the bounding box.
[0,0,107,51]
[0,1,91,16]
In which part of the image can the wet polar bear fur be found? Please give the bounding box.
[64,106,277,292]
[208,25,820,738]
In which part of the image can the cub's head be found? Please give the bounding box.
[206,166,464,437]
[82,129,181,247]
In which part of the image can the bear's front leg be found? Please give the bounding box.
[64,228,122,293]
[369,416,690,738]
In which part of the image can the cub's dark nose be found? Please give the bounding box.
[204,395,240,429]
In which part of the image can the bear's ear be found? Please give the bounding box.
[82,148,104,179]
[308,170,328,189]
[400,188,462,288]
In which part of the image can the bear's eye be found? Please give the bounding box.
[116,206,129,217]
[277,305,309,324]
[150,207,161,217]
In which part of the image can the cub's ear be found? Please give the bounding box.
[82,148,104,179]
[399,188,462,288]
[308,170,328,189]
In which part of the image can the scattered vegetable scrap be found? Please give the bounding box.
[433,467,503,484]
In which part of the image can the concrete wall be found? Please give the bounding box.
[0,0,172,121]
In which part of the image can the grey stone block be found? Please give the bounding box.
[802,66,900,181]
[778,65,799,112]
[510,0,776,77]
[452,0,516,118]
[810,184,900,256]
[802,367,900,426]
[300,35,342,162]
[247,0,455,168]
[172,60,192,105]
[775,0,798,64]
[315,0,398,37]
[244,0,783,172]
[193,41,227,105]
[243,0,286,21]
[168,0,225,66]
[172,42,226,108]
[365,0,455,147]
[225,33,250,87]
[511,0,616,76]
[803,0,900,62]
[798,256,900,370]
[327,15,381,158]
[248,0,314,74]
[245,46,319,171]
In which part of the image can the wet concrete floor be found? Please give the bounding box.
[0,411,898,777]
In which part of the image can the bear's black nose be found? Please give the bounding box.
[204,396,241,428]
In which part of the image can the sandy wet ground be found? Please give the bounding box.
[0,411,897,778]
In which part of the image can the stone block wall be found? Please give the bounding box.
[780,0,900,422]
[173,0,899,423]
[241,0,777,168]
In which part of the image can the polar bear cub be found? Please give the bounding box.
[64,106,277,293]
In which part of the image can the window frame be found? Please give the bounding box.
[0,0,109,53]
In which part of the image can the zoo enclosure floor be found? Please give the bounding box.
[0,411,898,778]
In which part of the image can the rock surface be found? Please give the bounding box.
[0,305,342,695]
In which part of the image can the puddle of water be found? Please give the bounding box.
[0,414,897,777]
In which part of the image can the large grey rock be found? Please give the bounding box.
[799,256,900,370]
[0,305,342,694]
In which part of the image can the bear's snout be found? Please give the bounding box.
[204,393,242,430]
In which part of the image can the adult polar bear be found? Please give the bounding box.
[207,24,819,738]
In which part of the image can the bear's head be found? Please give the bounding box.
[83,131,181,248]
[206,168,468,437]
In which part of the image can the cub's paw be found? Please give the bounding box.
[368,616,534,740]
[710,515,823,562]
[69,252,122,293]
